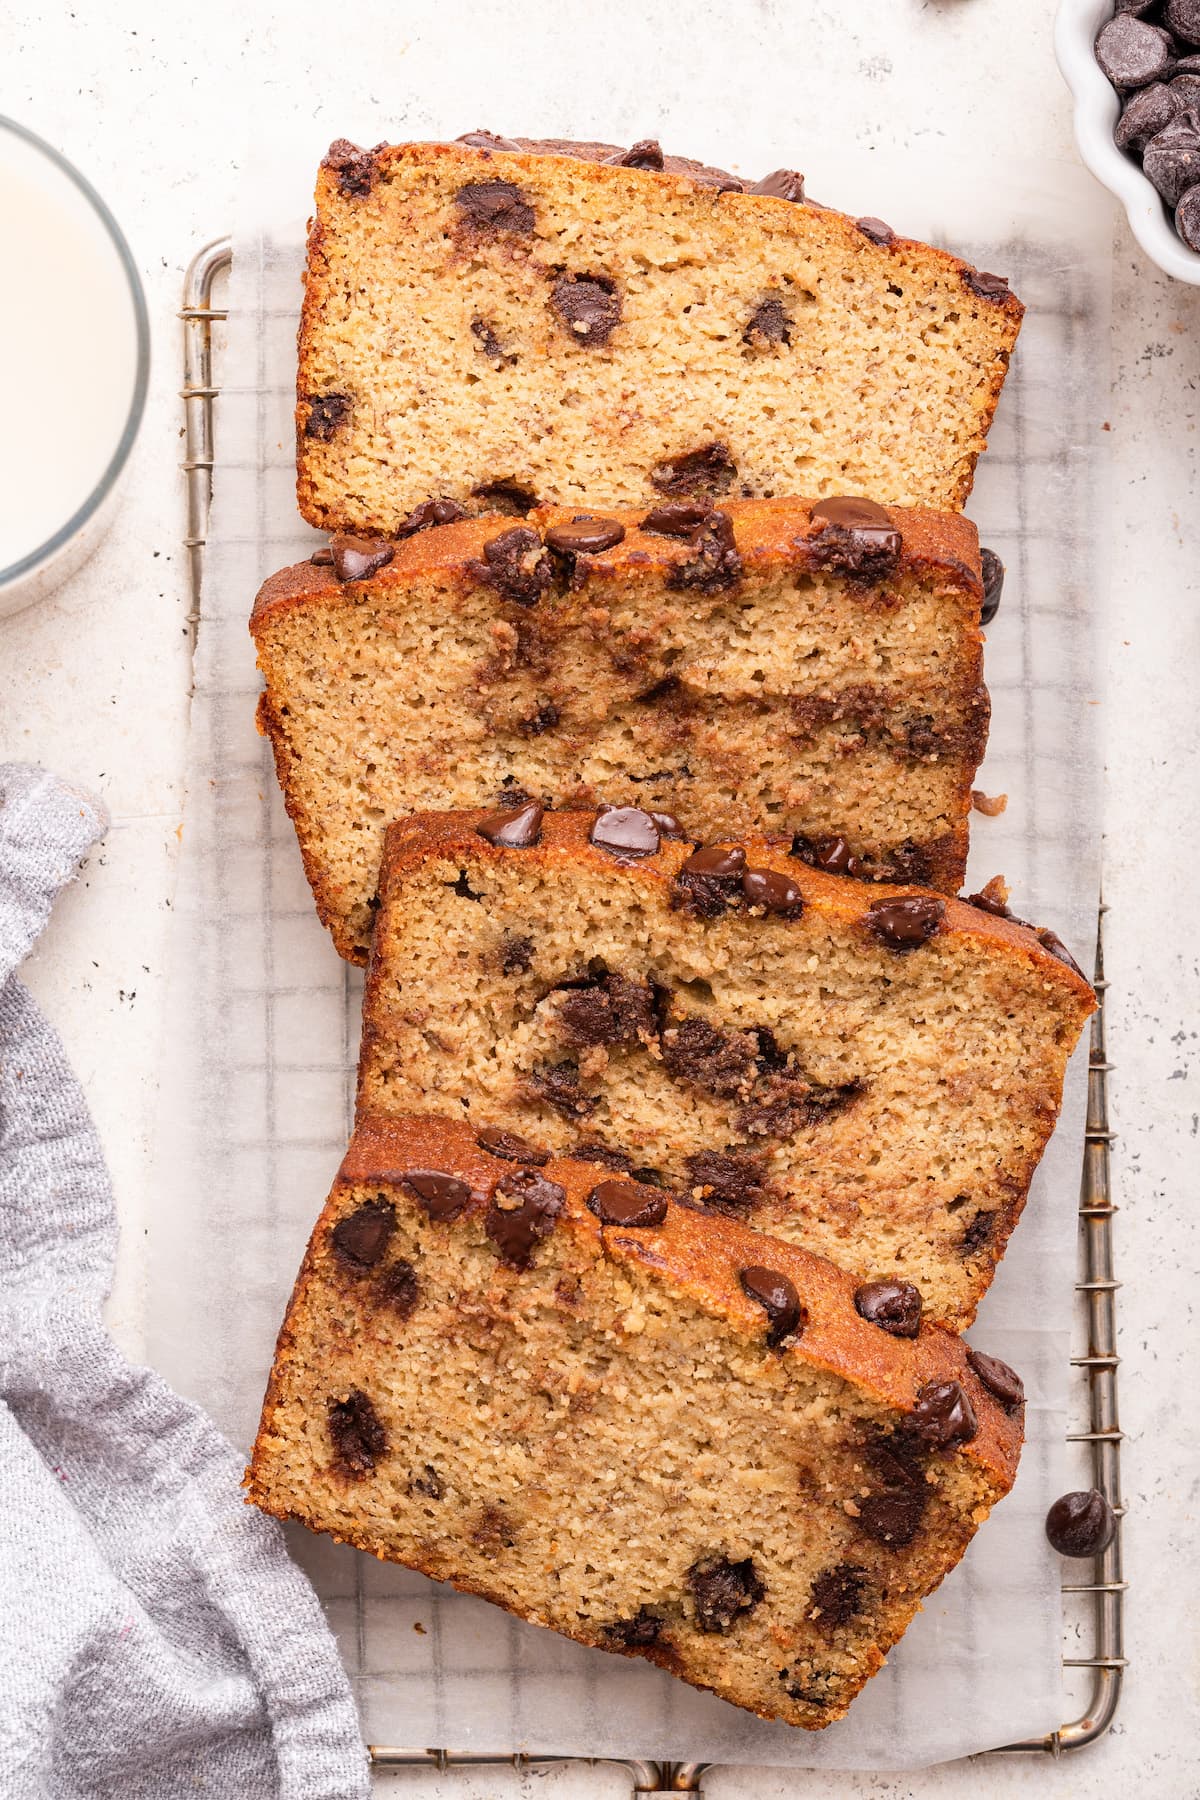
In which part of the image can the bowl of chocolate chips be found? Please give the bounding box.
[1057,0,1200,280]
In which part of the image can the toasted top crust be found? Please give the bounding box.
[378,806,1097,1012]
[251,498,982,630]
[341,1110,1024,1487]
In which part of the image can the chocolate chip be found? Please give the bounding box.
[649,810,685,839]
[395,497,468,538]
[450,870,483,901]
[517,702,559,736]
[476,1127,550,1165]
[739,1264,803,1346]
[329,534,395,583]
[980,546,1005,624]
[670,842,747,919]
[749,169,806,202]
[587,1178,669,1227]
[1177,181,1200,248]
[471,317,512,364]
[684,1149,768,1213]
[470,525,554,605]
[603,1606,665,1646]
[809,497,901,579]
[404,1169,474,1221]
[856,1489,925,1546]
[484,1167,565,1266]
[378,1257,420,1319]
[544,516,626,555]
[966,1347,1025,1410]
[558,971,656,1048]
[328,1390,387,1474]
[529,1061,595,1118]
[325,139,381,197]
[1097,12,1177,86]
[650,443,737,498]
[606,139,665,169]
[668,510,743,594]
[964,884,1012,919]
[471,480,539,516]
[1172,73,1200,111]
[409,1463,445,1499]
[1045,1489,1117,1557]
[686,1555,765,1633]
[457,130,522,151]
[1116,82,1179,152]
[960,1208,997,1256]
[1036,927,1087,980]
[662,1017,757,1096]
[501,932,535,974]
[330,1198,395,1270]
[475,801,544,849]
[310,546,334,566]
[865,895,945,951]
[809,1564,867,1627]
[572,1139,633,1171]
[855,216,895,245]
[304,392,352,441]
[789,833,855,876]
[1144,110,1200,204]
[1115,0,1160,13]
[962,267,1013,302]
[913,1379,978,1450]
[854,1280,923,1338]
[743,297,791,347]
[551,273,623,346]
[454,179,535,234]
[741,867,805,916]
[641,501,715,538]
[589,806,660,856]
[1168,0,1200,40]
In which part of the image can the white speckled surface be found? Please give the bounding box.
[3,1,1199,1791]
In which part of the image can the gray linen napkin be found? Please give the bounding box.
[0,765,370,1800]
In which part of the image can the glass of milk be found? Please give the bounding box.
[0,117,149,618]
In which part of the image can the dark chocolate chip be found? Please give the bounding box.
[395,497,468,538]
[960,1208,997,1256]
[484,1166,565,1267]
[681,839,749,873]
[662,1017,757,1097]
[544,516,626,555]
[741,867,805,916]
[472,480,539,516]
[857,1488,926,1546]
[590,806,660,856]
[650,443,737,498]
[529,1061,595,1119]
[603,1606,665,1646]
[980,546,1005,624]
[470,525,554,605]
[409,1463,445,1499]
[789,833,853,875]
[517,701,560,737]
[1036,927,1087,980]
[1166,0,1200,45]
[1144,110,1200,204]
[325,138,382,197]
[1096,13,1176,86]
[743,297,791,347]
[378,1257,420,1319]
[310,546,334,566]
[1177,180,1200,248]
[573,1139,634,1171]
[1116,82,1179,152]
[809,496,901,579]
[606,139,666,170]
[551,273,623,346]
[686,1555,765,1633]
[1045,1489,1117,1557]
[963,884,1012,919]
[457,130,522,151]
[865,895,945,951]
[476,801,544,848]
[650,810,685,838]
[855,216,896,245]
[501,932,535,974]
[749,168,806,202]
[1172,73,1200,112]
[330,534,395,583]
[304,392,352,441]
[962,267,1013,301]
[913,1379,978,1450]
[854,1279,923,1338]
[587,1178,669,1227]
[330,1198,395,1270]
[684,1149,768,1213]
[558,971,656,1048]
[641,500,715,538]
[476,1127,551,1165]
[451,870,484,902]
[1115,0,1160,13]
[404,1169,474,1221]
[966,1347,1025,1410]
[328,1390,387,1474]
[809,1564,867,1627]
[668,509,743,593]
[670,841,747,918]
[454,179,535,234]
[471,316,512,364]
[739,1264,804,1346]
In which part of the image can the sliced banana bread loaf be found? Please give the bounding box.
[356,809,1095,1328]
[246,1113,1024,1729]
[251,499,987,963]
[296,135,1023,531]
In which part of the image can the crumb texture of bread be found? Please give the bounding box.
[295,140,1022,531]
[356,811,1095,1329]
[246,1114,1023,1730]
[251,500,987,962]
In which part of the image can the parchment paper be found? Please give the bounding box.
[150,134,1111,1769]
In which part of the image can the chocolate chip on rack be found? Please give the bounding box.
[980,546,1005,623]
[1045,1489,1117,1556]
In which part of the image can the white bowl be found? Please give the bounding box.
[1056,0,1200,283]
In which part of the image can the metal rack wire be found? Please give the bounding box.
[181,235,1125,1790]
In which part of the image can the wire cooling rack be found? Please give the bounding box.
[180,234,1126,1789]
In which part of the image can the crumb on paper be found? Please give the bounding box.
[971,789,1008,817]
[413,1621,427,1634]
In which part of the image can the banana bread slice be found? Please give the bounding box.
[251,498,988,963]
[356,809,1095,1328]
[246,1113,1024,1730]
[296,135,1023,531]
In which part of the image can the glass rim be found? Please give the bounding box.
[0,114,150,590]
